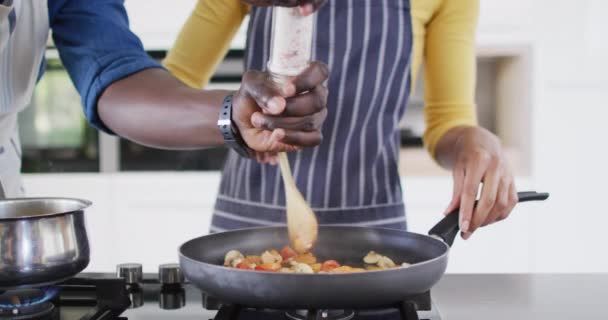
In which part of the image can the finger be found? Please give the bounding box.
[283,85,328,117]
[459,157,489,236]
[482,177,510,227]
[499,180,518,221]
[470,163,500,234]
[444,164,465,215]
[277,129,323,147]
[291,61,330,93]
[299,0,327,15]
[299,3,314,15]
[252,108,327,132]
[267,153,279,166]
[242,70,291,115]
[260,152,275,164]
[256,152,265,164]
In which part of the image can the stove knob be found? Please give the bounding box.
[117,263,143,284]
[159,263,184,285]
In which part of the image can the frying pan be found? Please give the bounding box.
[179,191,548,309]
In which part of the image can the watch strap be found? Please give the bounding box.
[218,94,253,158]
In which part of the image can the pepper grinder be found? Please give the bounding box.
[267,7,319,254]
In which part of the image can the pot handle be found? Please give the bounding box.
[428,191,549,247]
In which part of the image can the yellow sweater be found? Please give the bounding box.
[164,0,479,158]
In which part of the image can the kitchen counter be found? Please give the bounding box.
[433,274,608,320]
[119,274,608,319]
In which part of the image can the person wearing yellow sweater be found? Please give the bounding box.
[165,0,517,239]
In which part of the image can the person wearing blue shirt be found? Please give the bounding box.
[0,0,327,198]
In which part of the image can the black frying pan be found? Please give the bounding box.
[179,191,548,309]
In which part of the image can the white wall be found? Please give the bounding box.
[528,0,608,273]
[19,0,608,274]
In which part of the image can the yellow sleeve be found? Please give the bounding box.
[417,0,480,159]
[163,0,249,89]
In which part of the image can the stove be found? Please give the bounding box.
[0,264,441,320]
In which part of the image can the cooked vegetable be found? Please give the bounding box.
[255,262,282,272]
[294,263,314,274]
[224,250,244,267]
[321,260,340,272]
[363,251,382,264]
[311,263,322,273]
[364,251,397,269]
[236,261,255,270]
[224,246,408,274]
[294,252,317,265]
[280,246,298,260]
[377,256,396,268]
[261,250,283,264]
[244,255,262,265]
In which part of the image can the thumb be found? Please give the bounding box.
[444,165,465,215]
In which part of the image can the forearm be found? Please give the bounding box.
[98,68,228,150]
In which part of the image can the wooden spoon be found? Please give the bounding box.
[277,152,318,253]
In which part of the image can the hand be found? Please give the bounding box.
[240,0,327,15]
[233,61,329,159]
[441,127,518,240]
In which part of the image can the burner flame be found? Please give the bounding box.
[0,287,59,309]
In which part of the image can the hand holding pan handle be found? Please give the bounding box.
[428,191,549,247]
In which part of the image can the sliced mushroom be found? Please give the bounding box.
[377,256,396,268]
[261,250,283,264]
[279,268,294,273]
[271,250,283,263]
[294,263,314,274]
[224,250,244,266]
[363,251,382,264]
[229,258,243,268]
[401,262,411,268]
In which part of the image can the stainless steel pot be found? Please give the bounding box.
[0,198,91,289]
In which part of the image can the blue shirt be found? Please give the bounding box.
[48,0,161,133]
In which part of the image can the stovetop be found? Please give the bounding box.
[0,267,442,320]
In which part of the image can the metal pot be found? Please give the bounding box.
[0,198,91,289]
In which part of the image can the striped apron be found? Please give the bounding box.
[212,0,413,232]
[0,0,49,198]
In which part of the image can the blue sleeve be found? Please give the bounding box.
[48,0,163,134]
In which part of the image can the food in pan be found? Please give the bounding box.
[223,247,410,273]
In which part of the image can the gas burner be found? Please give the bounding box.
[0,287,59,319]
[206,291,434,320]
[286,309,355,320]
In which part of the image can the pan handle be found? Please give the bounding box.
[428,191,549,247]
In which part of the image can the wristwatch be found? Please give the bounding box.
[218,93,254,158]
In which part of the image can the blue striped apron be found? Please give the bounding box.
[212,0,413,232]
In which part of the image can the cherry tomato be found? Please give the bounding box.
[280,246,297,260]
[236,262,254,270]
[255,262,281,272]
[321,260,340,272]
